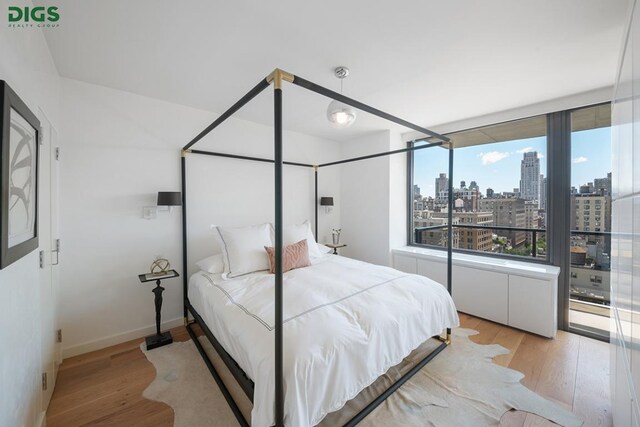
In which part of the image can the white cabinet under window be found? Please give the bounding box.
[508,275,556,336]
[453,266,509,325]
[392,247,559,337]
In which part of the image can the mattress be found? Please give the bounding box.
[188,254,459,427]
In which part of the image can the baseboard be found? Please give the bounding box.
[36,410,46,427]
[62,317,183,359]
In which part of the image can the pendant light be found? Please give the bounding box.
[326,66,357,128]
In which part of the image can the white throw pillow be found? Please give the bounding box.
[216,223,272,278]
[316,244,333,255]
[195,254,225,274]
[270,221,322,258]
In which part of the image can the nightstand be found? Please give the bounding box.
[138,269,179,350]
[325,243,346,255]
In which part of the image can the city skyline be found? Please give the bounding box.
[414,126,611,198]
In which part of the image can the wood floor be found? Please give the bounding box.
[46,314,611,426]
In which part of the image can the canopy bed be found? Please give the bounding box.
[180,69,456,427]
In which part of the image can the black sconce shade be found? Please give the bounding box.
[320,197,334,206]
[157,192,182,206]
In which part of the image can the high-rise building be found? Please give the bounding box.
[539,175,547,210]
[594,172,612,195]
[432,211,493,251]
[579,183,594,194]
[414,212,460,247]
[436,187,479,212]
[413,184,421,198]
[435,173,448,196]
[478,198,526,247]
[469,181,479,191]
[486,188,494,198]
[573,194,611,232]
[524,200,539,229]
[519,152,540,202]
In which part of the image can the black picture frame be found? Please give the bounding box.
[0,81,40,269]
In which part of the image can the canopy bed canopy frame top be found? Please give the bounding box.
[180,68,454,427]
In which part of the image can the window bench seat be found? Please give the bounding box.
[392,247,560,338]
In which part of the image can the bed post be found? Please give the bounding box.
[314,166,319,239]
[272,69,288,427]
[181,150,189,325]
[446,145,454,344]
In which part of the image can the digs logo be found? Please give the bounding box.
[8,6,60,28]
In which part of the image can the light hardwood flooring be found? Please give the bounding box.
[46,314,611,426]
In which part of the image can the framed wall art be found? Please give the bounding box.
[0,81,40,269]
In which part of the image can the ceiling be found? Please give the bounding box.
[41,0,628,142]
[438,103,611,149]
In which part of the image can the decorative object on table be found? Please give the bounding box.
[0,81,40,269]
[138,268,180,350]
[326,243,346,255]
[331,228,341,245]
[320,197,334,214]
[326,66,357,128]
[150,257,171,275]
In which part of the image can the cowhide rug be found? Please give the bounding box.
[141,328,582,426]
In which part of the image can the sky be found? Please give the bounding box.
[414,126,611,198]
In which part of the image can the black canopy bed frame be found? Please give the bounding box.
[180,68,455,427]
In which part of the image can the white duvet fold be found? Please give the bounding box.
[189,255,459,427]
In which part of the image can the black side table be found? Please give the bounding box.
[326,243,347,255]
[138,269,179,350]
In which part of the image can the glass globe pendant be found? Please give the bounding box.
[327,66,356,128]
[327,100,357,128]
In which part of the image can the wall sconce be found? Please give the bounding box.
[320,197,334,214]
[143,192,182,219]
[157,192,182,212]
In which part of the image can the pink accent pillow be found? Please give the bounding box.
[264,239,311,274]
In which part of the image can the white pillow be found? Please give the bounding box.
[316,244,333,255]
[195,254,225,274]
[271,221,322,258]
[216,223,272,278]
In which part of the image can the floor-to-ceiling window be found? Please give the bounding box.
[410,115,548,261]
[408,103,611,341]
[568,104,611,339]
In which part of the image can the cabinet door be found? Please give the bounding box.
[393,254,417,274]
[452,266,508,324]
[508,275,556,337]
[417,259,447,288]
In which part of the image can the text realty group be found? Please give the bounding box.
[7,6,60,28]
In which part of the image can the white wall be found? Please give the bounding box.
[59,79,341,357]
[338,130,407,266]
[0,14,61,427]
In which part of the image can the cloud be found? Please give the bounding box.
[516,147,534,154]
[572,156,588,164]
[479,151,510,165]
[538,153,544,159]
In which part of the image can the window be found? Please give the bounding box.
[590,275,603,284]
[407,102,611,341]
[569,104,611,339]
[410,115,547,260]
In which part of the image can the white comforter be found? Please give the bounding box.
[188,254,459,427]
